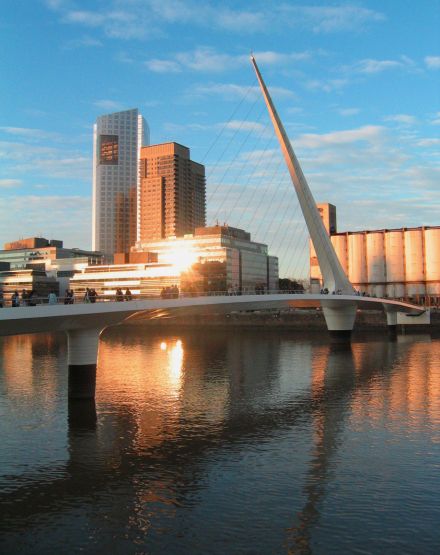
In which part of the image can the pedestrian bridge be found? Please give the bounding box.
[0,292,426,337]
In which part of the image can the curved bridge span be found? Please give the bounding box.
[0,293,425,337]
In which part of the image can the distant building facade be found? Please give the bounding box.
[0,237,104,296]
[93,108,149,255]
[310,203,440,304]
[71,225,279,298]
[138,142,206,242]
[135,224,279,294]
[0,269,59,301]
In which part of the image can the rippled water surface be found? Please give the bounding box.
[1,328,440,554]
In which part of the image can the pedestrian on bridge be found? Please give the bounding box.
[48,291,58,305]
[11,291,19,307]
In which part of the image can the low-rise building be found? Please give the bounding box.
[0,268,59,303]
[134,224,279,294]
[0,237,105,295]
[70,225,279,298]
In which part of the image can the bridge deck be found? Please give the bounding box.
[0,294,425,337]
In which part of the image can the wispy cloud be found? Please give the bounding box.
[338,108,360,116]
[425,56,440,69]
[0,140,90,181]
[145,59,181,73]
[279,4,385,33]
[385,114,417,126]
[306,78,349,93]
[417,138,440,147]
[93,99,125,111]
[145,47,311,74]
[0,178,22,188]
[0,126,61,141]
[190,83,296,101]
[46,1,385,38]
[430,111,440,125]
[295,125,384,149]
[351,58,407,74]
[0,195,92,248]
[62,35,103,49]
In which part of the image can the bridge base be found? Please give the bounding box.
[328,329,353,341]
[68,364,97,399]
[321,301,357,340]
[66,328,102,399]
[385,311,398,337]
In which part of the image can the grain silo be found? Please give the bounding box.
[384,230,405,298]
[404,229,425,296]
[348,233,367,289]
[366,232,386,297]
[424,227,440,296]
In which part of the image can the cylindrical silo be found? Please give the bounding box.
[331,234,348,275]
[424,228,440,295]
[405,229,425,296]
[385,231,405,298]
[348,233,367,289]
[366,232,385,297]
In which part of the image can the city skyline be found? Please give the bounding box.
[0,0,439,272]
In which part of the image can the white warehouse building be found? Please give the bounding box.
[310,204,440,305]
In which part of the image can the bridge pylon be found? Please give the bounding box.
[250,56,357,335]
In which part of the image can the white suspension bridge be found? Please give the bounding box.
[0,56,427,399]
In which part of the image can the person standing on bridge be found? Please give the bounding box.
[0,290,3,308]
[125,288,132,301]
[11,291,19,307]
[48,290,57,305]
[21,289,28,307]
[116,288,124,302]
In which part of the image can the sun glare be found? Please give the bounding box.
[165,244,199,272]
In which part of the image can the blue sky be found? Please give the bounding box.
[0,0,439,277]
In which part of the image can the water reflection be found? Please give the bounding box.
[0,329,439,553]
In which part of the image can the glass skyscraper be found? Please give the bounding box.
[92,108,149,255]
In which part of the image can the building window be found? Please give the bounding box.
[100,135,119,165]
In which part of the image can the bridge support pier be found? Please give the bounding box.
[385,311,398,336]
[66,328,102,399]
[321,302,357,340]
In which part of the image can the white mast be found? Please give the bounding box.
[250,55,353,294]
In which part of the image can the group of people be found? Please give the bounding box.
[320,288,343,295]
[160,285,179,299]
[83,288,98,303]
[64,289,75,304]
[8,289,38,307]
[115,288,133,302]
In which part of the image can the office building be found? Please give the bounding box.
[93,108,149,255]
[138,142,206,242]
[71,225,279,298]
[0,237,103,269]
[135,224,279,294]
[0,237,104,296]
[310,204,440,304]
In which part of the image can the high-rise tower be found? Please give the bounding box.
[92,108,149,255]
[138,142,206,242]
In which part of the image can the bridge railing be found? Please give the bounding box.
[0,289,309,308]
[0,289,430,309]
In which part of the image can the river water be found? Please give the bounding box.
[0,327,439,554]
